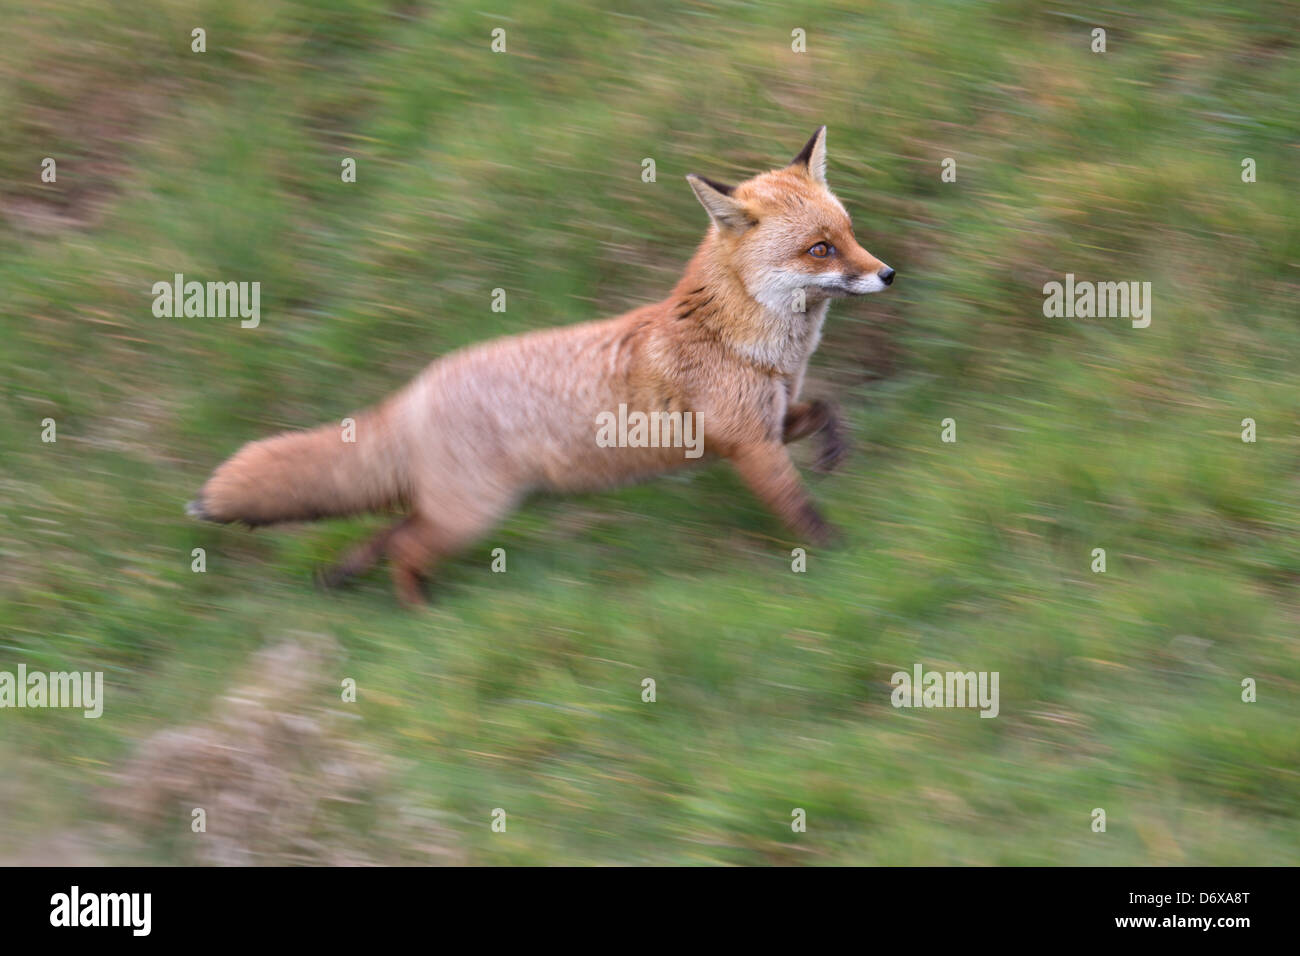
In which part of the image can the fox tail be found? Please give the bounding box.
[187,408,407,526]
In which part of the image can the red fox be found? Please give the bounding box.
[188,128,895,605]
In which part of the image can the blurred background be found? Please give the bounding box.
[1,0,1297,864]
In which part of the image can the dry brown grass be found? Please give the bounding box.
[105,636,462,866]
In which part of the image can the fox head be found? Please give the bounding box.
[686,127,894,311]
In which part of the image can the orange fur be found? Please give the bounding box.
[189,128,894,604]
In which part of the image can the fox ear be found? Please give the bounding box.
[686,174,753,231]
[790,126,828,184]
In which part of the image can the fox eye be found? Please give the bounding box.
[808,242,833,259]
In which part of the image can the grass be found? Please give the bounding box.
[0,0,1297,864]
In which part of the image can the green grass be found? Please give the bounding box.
[1,0,1297,864]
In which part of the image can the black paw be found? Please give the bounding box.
[799,504,844,548]
[315,565,353,591]
[811,404,848,474]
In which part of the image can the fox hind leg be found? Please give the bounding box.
[385,514,442,607]
[385,492,516,607]
[318,519,407,590]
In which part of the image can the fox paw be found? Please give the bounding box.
[315,565,353,591]
[811,403,848,474]
[798,504,845,548]
[815,522,847,548]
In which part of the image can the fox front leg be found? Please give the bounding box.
[728,440,840,546]
[782,399,847,474]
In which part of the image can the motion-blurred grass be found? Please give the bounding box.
[1,0,1297,864]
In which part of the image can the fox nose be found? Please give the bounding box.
[878,267,895,286]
